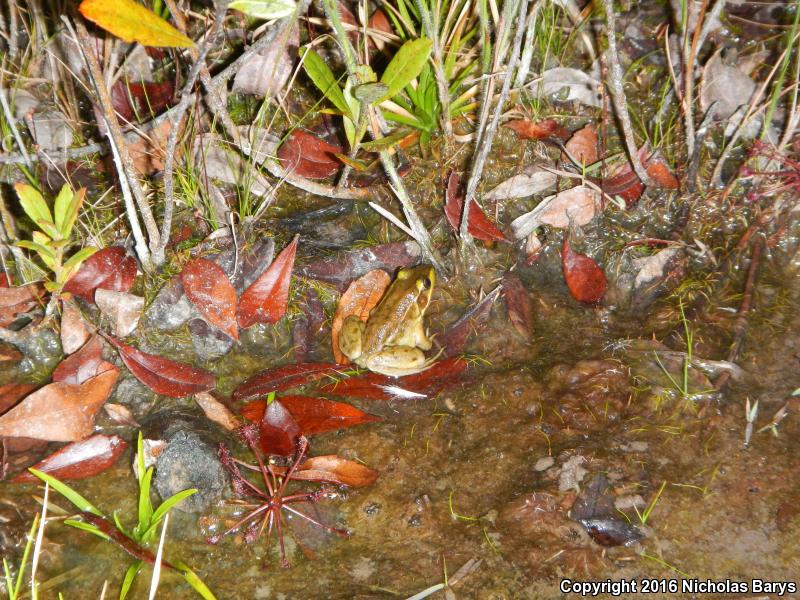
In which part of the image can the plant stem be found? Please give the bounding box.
[412,0,453,139]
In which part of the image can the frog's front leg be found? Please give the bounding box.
[362,346,428,377]
[339,315,366,362]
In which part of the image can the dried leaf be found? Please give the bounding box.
[78,0,194,48]
[111,80,174,123]
[237,235,298,328]
[504,118,570,141]
[11,434,128,483]
[103,403,140,427]
[60,301,90,355]
[604,150,679,208]
[0,383,39,415]
[445,173,508,243]
[194,391,240,431]
[331,270,391,364]
[260,398,301,456]
[511,185,601,240]
[295,455,378,487]
[233,362,341,402]
[564,123,598,165]
[0,369,119,441]
[95,289,144,337]
[52,336,111,385]
[104,335,215,398]
[232,25,298,97]
[502,272,534,339]
[242,395,380,436]
[63,247,137,303]
[277,130,342,179]
[539,68,602,107]
[562,239,607,304]
[0,284,43,327]
[485,166,557,201]
[181,258,239,341]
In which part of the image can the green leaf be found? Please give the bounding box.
[354,82,389,104]
[78,0,194,48]
[301,48,351,118]
[15,184,53,229]
[16,240,55,259]
[119,561,143,600]
[29,469,104,516]
[64,519,110,540]
[380,38,432,101]
[174,561,217,600]
[60,187,87,239]
[137,467,154,536]
[62,247,98,274]
[360,129,414,151]
[229,0,296,20]
[53,185,72,235]
[142,489,198,541]
[34,219,62,241]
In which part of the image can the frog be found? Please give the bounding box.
[339,265,437,377]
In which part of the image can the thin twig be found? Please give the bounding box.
[0,79,32,169]
[412,0,453,139]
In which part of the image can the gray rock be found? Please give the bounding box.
[189,318,234,361]
[143,277,199,332]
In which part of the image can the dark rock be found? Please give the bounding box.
[142,277,199,332]
[189,318,234,361]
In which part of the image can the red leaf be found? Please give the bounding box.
[0,369,119,441]
[237,235,298,328]
[564,123,598,165]
[52,336,113,385]
[0,284,43,327]
[242,395,381,436]
[505,118,570,141]
[562,239,607,304]
[11,434,128,482]
[111,80,174,123]
[445,173,508,243]
[233,362,341,402]
[277,130,342,179]
[104,334,215,398]
[259,398,301,456]
[278,455,378,488]
[63,247,137,303]
[502,272,534,338]
[181,258,239,341]
[604,150,679,208]
[0,382,40,415]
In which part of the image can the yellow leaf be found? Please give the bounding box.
[79,0,194,48]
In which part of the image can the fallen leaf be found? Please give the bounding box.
[60,301,90,355]
[0,284,43,327]
[511,185,601,239]
[259,398,301,456]
[242,395,381,436]
[103,403,140,427]
[439,287,502,355]
[502,272,534,339]
[95,289,144,337]
[194,391,240,431]
[539,67,602,107]
[181,258,239,341]
[485,166,557,201]
[604,150,679,207]
[287,455,378,487]
[11,434,128,482]
[367,8,392,51]
[78,0,194,47]
[233,362,341,402]
[700,49,756,120]
[237,235,298,328]
[63,247,137,303]
[331,270,391,364]
[445,172,508,243]
[232,25,298,97]
[277,130,342,179]
[565,123,598,165]
[52,336,116,385]
[293,287,326,363]
[504,118,570,141]
[111,79,174,123]
[0,383,39,415]
[103,335,215,398]
[0,368,119,441]
[129,116,181,175]
[562,239,607,304]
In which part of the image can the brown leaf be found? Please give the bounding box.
[564,123,598,165]
[0,284,43,327]
[505,118,570,141]
[60,301,90,355]
[52,336,113,385]
[562,239,607,304]
[367,8,392,51]
[502,272,534,338]
[259,398,301,456]
[181,258,239,341]
[111,80,175,123]
[242,395,381,436]
[103,403,140,427]
[95,289,144,337]
[194,391,240,431]
[79,513,175,569]
[604,150,679,208]
[510,185,601,240]
[104,334,215,398]
[0,368,119,441]
[237,235,298,328]
[129,117,182,175]
[277,130,342,179]
[233,362,341,402]
[63,247,137,303]
[331,270,391,364]
[295,455,378,487]
[444,173,508,243]
[11,434,128,482]
[0,383,39,415]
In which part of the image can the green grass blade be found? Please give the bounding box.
[142,489,198,541]
[173,561,217,600]
[64,519,110,540]
[29,469,103,516]
[119,560,143,600]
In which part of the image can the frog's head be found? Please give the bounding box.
[396,264,435,311]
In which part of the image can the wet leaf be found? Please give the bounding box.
[439,287,502,355]
[539,68,602,107]
[511,185,601,239]
[277,131,342,179]
[104,403,140,427]
[233,25,298,97]
[111,80,175,123]
[0,383,39,415]
[485,165,557,201]
[181,258,239,341]
[11,434,128,483]
[52,336,115,385]
[237,235,298,328]
[63,247,137,303]
[233,362,341,402]
[331,270,391,364]
[604,150,679,208]
[0,368,119,441]
[502,272,534,339]
[78,0,194,48]
[104,335,215,398]
[194,391,240,431]
[504,118,570,141]
[293,288,326,363]
[260,398,301,456]
[0,283,43,327]
[60,301,90,355]
[445,173,508,243]
[242,395,381,436]
[564,123,598,165]
[95,289,144,337]
[562,239,607,304]
[289,455,378,487]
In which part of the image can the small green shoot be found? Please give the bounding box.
[2,514,39,600]
[633,481,666,525]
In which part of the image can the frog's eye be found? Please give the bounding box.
[421,277,432,290]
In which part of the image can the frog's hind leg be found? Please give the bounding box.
[364,347,428,377]
[339,315,366,361]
